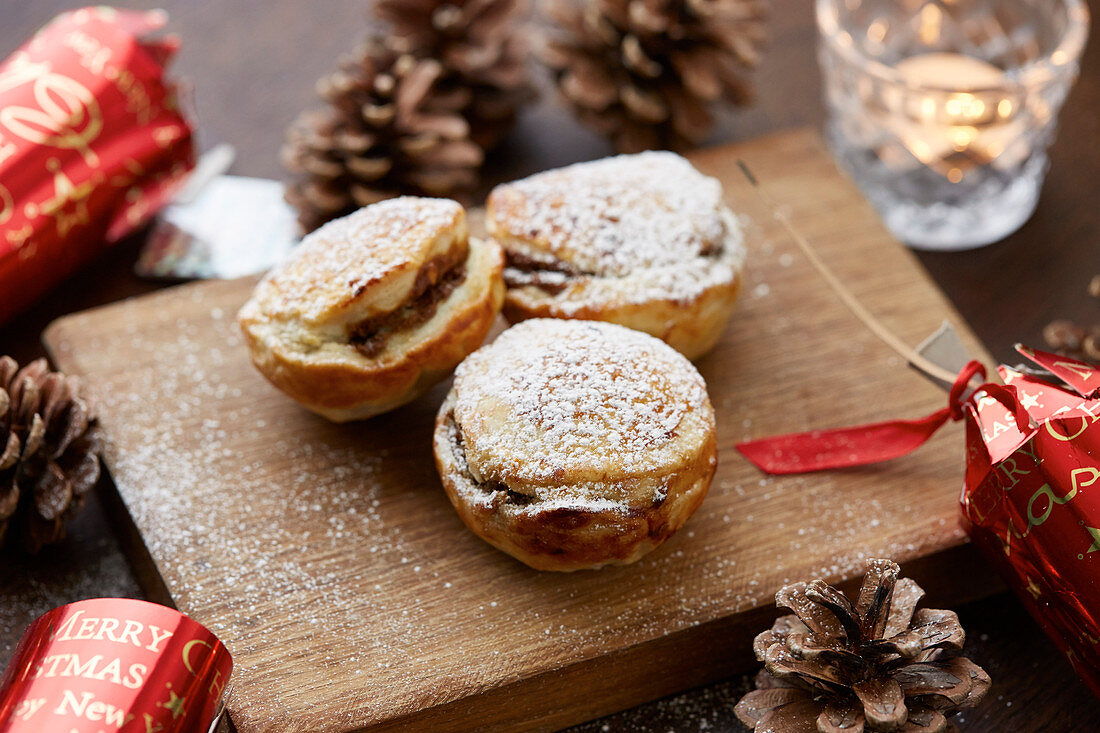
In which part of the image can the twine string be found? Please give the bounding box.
[736,159,959,386]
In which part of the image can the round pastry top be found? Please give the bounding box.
[259,197,466,324]
[451,319,713,490]
[487,151,730,276]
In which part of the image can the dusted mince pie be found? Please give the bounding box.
[239,197,504,422]
[434,319,718,571]
[487,151,746,360]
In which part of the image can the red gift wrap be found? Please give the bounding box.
[737,345,1100,695]
[961,346,1100,696]
[0,598,231,732]
[0,6,194,325]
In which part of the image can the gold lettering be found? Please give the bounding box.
[208,668,224,698]
[62,29,112,76]
[1027,482,1077,527]
[1053,360,1098,381]
[1046,416,1090,442]
[997,456,1030,489]
[986,419,1013,440]
[182,638,211,675]
[0,67,102,165]
[34,653,68,678]
[1073,467,1100,494]
[0,55,49,95]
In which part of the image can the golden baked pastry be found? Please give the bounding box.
[487,151,746,360]
[434,319,717,571]
[238,197,504,422]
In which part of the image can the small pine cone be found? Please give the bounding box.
[0,357,100,553]
[1043,319,1084,353]
[374,0,537,151]
[282,37,486,232]
[735,559,990,732]
[1037,276,1100,364]
[542,0,767,153]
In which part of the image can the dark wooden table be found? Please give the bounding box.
[2,2,1098,731]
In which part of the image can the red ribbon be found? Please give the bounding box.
[736,361,1030,475]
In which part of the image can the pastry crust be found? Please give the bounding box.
[487,151,746,360]
[433,319,717,571]
[239,197,504,422]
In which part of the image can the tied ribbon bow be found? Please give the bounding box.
[737,361,1031,475]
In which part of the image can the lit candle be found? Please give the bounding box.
[885,52,1024,182]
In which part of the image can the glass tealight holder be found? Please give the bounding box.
[817,0,1089,250]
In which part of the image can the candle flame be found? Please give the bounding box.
[919,4,942,45]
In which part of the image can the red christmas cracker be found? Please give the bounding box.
[738,346,1100,695]
[961,347,1100,695]
[0,6,194,325]
[0,598,231,732]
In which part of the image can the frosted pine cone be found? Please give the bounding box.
[735,559,990,732]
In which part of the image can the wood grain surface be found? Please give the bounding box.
[42,129,1001,732]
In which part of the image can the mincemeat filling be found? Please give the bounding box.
[348,245,468,357]
[502,237,725,295]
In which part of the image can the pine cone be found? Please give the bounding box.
[0,357,100,553]
[374,0,537,151]
[1041,274,1100,364]
[282,37,486,232]
[542,0,767,153]
[735,559,990,733]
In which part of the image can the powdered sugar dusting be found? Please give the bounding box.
[490,152,746,309]
[262,197,461,322]
[491,152,726,274]
[453,320,710,486]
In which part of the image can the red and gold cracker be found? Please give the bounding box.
[0,6,194,325]
[0,598,231,732]
[961,347,1100,695]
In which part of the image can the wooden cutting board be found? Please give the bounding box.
[43,128,1000,733]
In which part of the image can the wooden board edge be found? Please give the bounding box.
[41,326,176,609]
[40,275,257,350]
[346,544,1001,733]
[94,474,177,607]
